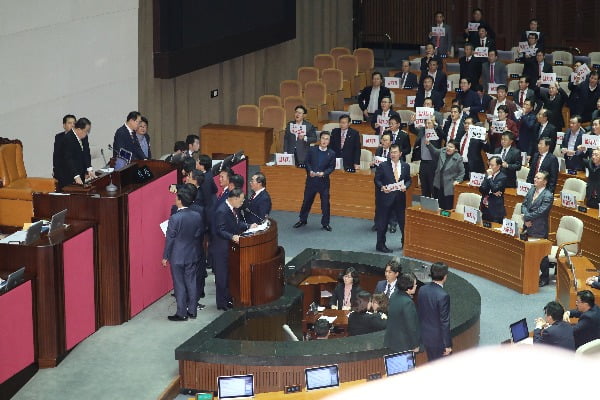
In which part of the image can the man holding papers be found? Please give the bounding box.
[561,116,586,171]
[370,96,399,134]
[457,117,486,181]
[478,156,507,223]
[484,131,522,188]
[374,144,411,253]
[283,105,317,166]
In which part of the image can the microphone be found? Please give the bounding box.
[103,145,118,193]
[100,148,110,168]
[244,207,266,224]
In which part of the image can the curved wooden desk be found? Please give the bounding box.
[404,206,552,294]
[556,255,600,309]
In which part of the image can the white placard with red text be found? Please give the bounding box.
[373,156,387,166]
[447,80,453,91]
[415,107,435,128]
[468,125,487,141]
[516,180,532,196]
[561,191,577,208]
[425,128,439,141]
[290,123,306,139]
[406,96,416,108]
[487,83,500,94]
[501,218,518,236]
[384,77,400,89]
[387,180,405,192]
[474,47,488,58]
[432,26,446,36]
[582,134,600,149]
[540,72,557,85]
[469,172,485,187]
[275,153,295,166]
[521,152,528,166]
[556,132,565,145]
[362,134,379,148]
[377,115,390,131]
[468,22,480,32]
[571,63,591,86]
[463,205,480,224]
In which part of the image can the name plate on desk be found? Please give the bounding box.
[275,153,295,166]
[517,180,532,196]
[463,206,481,224]
[501,218,518,237]
[561,192,577,208]
[363,134,379,147]
[384,77,400,89]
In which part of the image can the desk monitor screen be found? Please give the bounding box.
[384,351,415,376]
[24,220,43,245]
[420,196,440,212]
[217,374,254,399]
[49,209,67,234]
[305,365,339,391]
[510,318,529,343]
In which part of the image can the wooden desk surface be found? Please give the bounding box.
[200,123,273,164]
[300,275,338,285]
[404,206,552,294]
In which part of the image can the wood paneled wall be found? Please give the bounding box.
[360,0,600,54]
[139,0,353,157]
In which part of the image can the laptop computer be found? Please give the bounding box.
[420,196,440,212]
[305,365,339,391]
[0,267,26,293]
[510,318,532,344]
[49,209,68,234]
[384,351,416,376]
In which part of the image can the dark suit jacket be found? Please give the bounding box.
[569,305,600,349]
[518,112,538,153]
[537,87,568,129]
[457,89,484,119]
[113,125,149,161]
[533,320,575,350]
[393,71,418,89]
[561,128,586,171]
[211,200,249,253]
[305,146,336,179]
[531,122,558,156]
[162,208,203,264]
[245,189,272,224]
[486,146,522,188]
[523,59,553,88]
[568,79,600,122]
[419,71,448,99]
[442,118,464,144]
[456,132,486,177]
[521,186,554,238]
[370,109,401,132]
[383,130,411,160]
[348,311,387,336]
[59,130,90,189]
[53,131,65,179]
[329,127,361,168]
[527,152,559,192]
[459,56,482,85]
[417,282,452,350]
[374,160,412,207]
[481,61,506,90]
[329,283,362,309]
[419,55,444,73]
[283,120,317,164]
[200,170,218,211]
[464,19,496,44]
[513,88,537,108]
[479,170,507,221]
[374,279,398,296]
[415,89,444,111]
[358,86,392,112]
[384,291,421,352]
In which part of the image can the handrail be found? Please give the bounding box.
[359,32,392,67]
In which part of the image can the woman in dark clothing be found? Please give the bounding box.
[348,290,387,336]
[329,267,362,310]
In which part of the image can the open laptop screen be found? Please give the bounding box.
[305,365,339,391]
[217,374,254,399]
[510,318,529,343]
[384,351,415,376]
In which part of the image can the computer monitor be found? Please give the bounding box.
[384,351,415,376]
[217,374,254,399]
[49,209,67,234]
[420,196,440,212]
[510,318,529,343]
[305,365,339,391]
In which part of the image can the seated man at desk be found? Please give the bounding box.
[563,290,600,349]
[313,319,331,340]
[347,291,387,336]
[534,301,575,350]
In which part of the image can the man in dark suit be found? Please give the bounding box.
[385,115,411,161]
[417,262,452,361]
[519,19,545,51]
[53,114,77,182]
[419,43,444,75]
[112,111,147,161]
[463,8,496,45]
[410,117,442,198]
[197,154,218,211]
[514,76,537,108]
[57,117,95,190]
[293,131,336,231]
[245,172,271,224]
[475,26,496,53]
[358,71,392,121]
[481,50,506,93]
[560,115,586,171]
[459,44,482,85]
[479,156,507,223]
[568,72,600,123]
[565,290,600,349]
[330,114,361,171]
[419,59,447,100]
[393,60,418,89]
[384,272,421,353]
[374,259,402,298]
[442,105,465,145]
[522,170,554,243]
[184,134,200,158]
[531,108,558,156]
[457,117,485,180]
[485,131,522,188]
[283,105,317,166]
[527,137,559,193]
[211,188,255,311]
[474,84,493,114]
[428,11,453,56]
[533,301,575,350]
[523,50,553,89]
[487,85,517,121]
[415,76,444,111]
[162,184,204,321]
[374,144,411,252]
[370,97,400,134]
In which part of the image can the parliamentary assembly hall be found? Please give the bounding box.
[2,1,600,399]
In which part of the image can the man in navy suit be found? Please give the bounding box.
[484,131,522,188]
[293,131,336,231]
[393,60,418,89]
[197,154,218,211]
[527,137,559,193]
[58,117,95,189]
[419,59,447,99]
[211,188,256,311]
[479,156,507,223]
[245,172,271,224]
[162,184,204,321]
[415,76,444,111]
[457,117,485,180]
[417,262,452,361]
[560,115,586,171]
[329,114,361,171]
[358,72,392,121]
[112,111,146,161]
[565,290,600,349]
[374,259,402,298]
[531,108,558,156]
[374,144,411,252]
[534,301,575,350]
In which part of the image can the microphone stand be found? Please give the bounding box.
[101,148,118,193]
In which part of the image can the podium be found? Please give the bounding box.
[228,219,284,307]
[33,160,177,326]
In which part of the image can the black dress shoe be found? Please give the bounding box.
[376,245,393,253]
[539,278,549,287]
[371,225,377,232]
[187,313,197,319]
[167,314,188,321]
[197,303,206,310]
[293,221,307,228]
[322,225,332,231]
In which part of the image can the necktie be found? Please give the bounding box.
[519,91,524,106]
[393,132,397,142]
[490,63,495,83]
[394,163,400,182]
[402,73,406,87]
[341,130,347,148]
[535,154,543,174]
[250,193,256,201]
[481,39,484,47]
[501,148,507,160]
[232,208,238,222]
[385,283,391,297]
[461,134,469,155]
[383,149,387,158]
[539,125,544,138]
[449,122,457,141]
[435,29,441,48]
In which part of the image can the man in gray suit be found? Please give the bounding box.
[283,105,317,166]
[522,170,553,241]
[162,184,205,321]
[481,50,507,93]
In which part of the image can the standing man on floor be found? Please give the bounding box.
[162,184,204,321]
[53,114,77,183]
[374,144,411,252]
[384,272,421,353]
[244,172,272,224]
[329,114,361,172]
[478,156,507,223]
[417,262,452,361]
[293,131,336,231]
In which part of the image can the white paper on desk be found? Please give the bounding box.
[318,316,337,324]
[243,220,269,235]
[317,306,325,312]
[320,290,332,298]
[275,153,295,166]
[160,220,169,237]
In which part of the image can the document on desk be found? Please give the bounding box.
[318,316,337,324]
[0,230,27,244]
[243,221,269,235]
